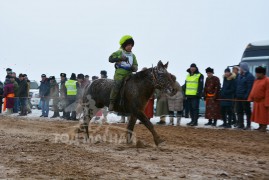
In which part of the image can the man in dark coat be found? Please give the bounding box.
[39,74,50,117]
[12,72,20,113]
[59,73,68,119]
[204,67,221,126]
[220,68,236,128]
[236,62,255,129]
[231,65,240,126]
[17,74,28,116]
[183,63,204,126]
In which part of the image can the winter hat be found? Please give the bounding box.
[6,68,12,72]
[100,70,108,78]
[239,62,249,72]
[60,73,66,78]
[41,74,46,78]
[120,35,134,48]
[190,63,197,68]
[92,76,99,81]
[70,73,76,80]
[255,66,266,74]
[19,73,25,78]
[206,67,214,74]
[49,76,55,80]
[77,73,85,80]
[224,67,231,73]
[232,65,240,70]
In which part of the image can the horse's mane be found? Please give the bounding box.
[132,67,153,79]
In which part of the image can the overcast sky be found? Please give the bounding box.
[0,0,269,84]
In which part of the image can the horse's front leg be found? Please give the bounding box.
[127,115,137,144]
[80,105,92,140]
[137,111,165,146]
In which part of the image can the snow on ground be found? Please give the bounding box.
[2,109,262,130]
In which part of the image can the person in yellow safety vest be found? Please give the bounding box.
[65,73,79,120]
[183,63,204,126]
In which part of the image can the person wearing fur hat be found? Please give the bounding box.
[100,70,108,78]
[39,74,50,117]
[248,66,269,132]
[3,75,15,114]
[65,73,79,120]
[183,63,204,126]
[204,67,221,126]
[236,62,255,129]
[59,73,68,119]
[49,76,60,118]
[17,74,28,116]
[77,74,87,101]
[219,68,237,128]
[108,35,138,111]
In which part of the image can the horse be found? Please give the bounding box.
[80,61,177,146]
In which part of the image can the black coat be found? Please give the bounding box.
[220,74,236,106]
[39,79,50,97]
[18,80,28,98]
[236,71,255,99]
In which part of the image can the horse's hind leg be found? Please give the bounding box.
[137,112,164,146]
[127,115,137,144]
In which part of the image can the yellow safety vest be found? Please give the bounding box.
[65,80,77,96]
[185,73,201,96]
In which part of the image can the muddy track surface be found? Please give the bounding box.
[0,116,269,179]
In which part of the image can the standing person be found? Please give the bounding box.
[220,68,236,128]
[17,74,28,116]
[236,62,255,129]
[12,72,20,113]
[232,65,240,126]
[204,67,221,126]
[167,81,184,126]
[84,75,91,85]
[24,74,32,114]
[108,35,138,111]
[49,76,60,118]
[100,70,108,79]
[156,90,169,125]
[248,66,269,132]
[3,76,15,114]
[39,74,50,117]
[92,76,99,81]
[6,68,12,75]
[0,80,3,113]
[59,73,68,119]
[65,73,79,120]
[184,63,204,126]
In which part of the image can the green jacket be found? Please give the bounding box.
[109,49,138,81]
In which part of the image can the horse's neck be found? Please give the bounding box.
[140,70,155,99]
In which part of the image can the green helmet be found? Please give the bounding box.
[119,35,134,46]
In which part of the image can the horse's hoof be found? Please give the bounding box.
[156,139,166,147]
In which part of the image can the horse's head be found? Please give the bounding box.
[151,61,177,95]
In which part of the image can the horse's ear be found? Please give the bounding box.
[164,62,169,69]
[157,60,164,68]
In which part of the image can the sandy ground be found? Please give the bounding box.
[0,115,269,179]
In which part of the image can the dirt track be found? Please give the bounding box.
[0,116,269,179]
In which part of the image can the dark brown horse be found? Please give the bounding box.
[81,61,176,146]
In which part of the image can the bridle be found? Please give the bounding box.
[151,66,173,90]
